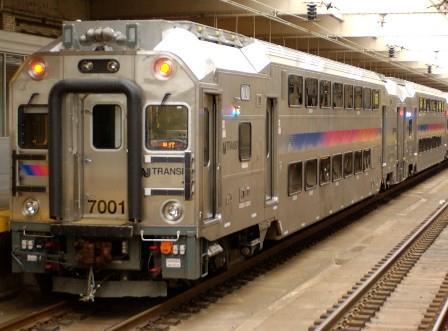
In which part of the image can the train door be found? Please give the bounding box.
[265,98,276,201]
[82,94,127,219]
[396,106,406,182]
[202,94,218,220]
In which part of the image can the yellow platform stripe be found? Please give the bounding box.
[0,209,10,233]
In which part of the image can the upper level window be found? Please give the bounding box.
[372,90,380,109]
[288,75,303,107]
[305,78,318,107]
[18,105,48,149]
[354,86,363,109]
[344,85,353,109]
[320,80,331,108]
[239,122,252,161]
[333,83,343,108]
[363,88,372,110]
[146,105,188,150]
[419,97,425,111]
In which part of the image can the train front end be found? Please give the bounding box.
[9,21,202,298]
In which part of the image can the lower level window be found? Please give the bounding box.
[305,159,317,190]
[319,156,331,185]
[332,154,343,181]
[354,150,363,173]
[288,162,302,196]
[363,149,371,170]
[344,152,353,177]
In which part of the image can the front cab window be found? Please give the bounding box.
[146,105,188,150]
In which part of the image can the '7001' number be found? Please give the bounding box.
[88,200,125,214]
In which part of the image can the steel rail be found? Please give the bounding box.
[313,199,448,331]
[0,301,69,331]
[432,297,448,331]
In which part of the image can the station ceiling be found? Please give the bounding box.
[89,0,448,91]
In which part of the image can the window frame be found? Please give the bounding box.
[332,153,343,182]
[238,122,252,162]
[304,158,318,191]
[288,74,304,107]
[362,149,371,171]
[305,77,319,108]
[319,80,332,109]
[319,156,331,186]
[332,82,344,109]
[288,161,303,196]
[354,150,363,174]
[144,103,190,152]
[363,87,372,110]
[354,86,363,110]
[343,151,354,178]
[372,89,380,110]
[91,103,123,150]
[344,84,354,109]
[17,104,49,150]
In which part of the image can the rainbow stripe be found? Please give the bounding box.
[285,128,380,152]
[20,164,48,176]
[418,123,444,132]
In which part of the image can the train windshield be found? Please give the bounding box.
[145,105,188,150]
[18,105,48,149]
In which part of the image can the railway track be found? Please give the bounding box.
[310,198,448,331]
[0,301,70,331]
[0,163,446,331]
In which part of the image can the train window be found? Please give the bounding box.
[363,88,372,110]
[305,159,317,190]
[437,101,442,112]
[344,85,354,109]
[288,162,302,196]
[239,122,252,161]
[333,83,343,108]
[426,99,431,111]
[204,108,210,166]
[408,118,413,137]
[354,150,363,173]
[332,154,343,181]
[354,86,363,109]
[288,75,303,107]
[362,149,371,171]
[305,78,318,107]
[432,100,437,111]
[343,152,353,177]
[319,156,331,185]
[319,80,331,108]
[146,105,188,150]
[419,97,424,111]
[92,104,122,149]
[372,90,380,109]
[18,105,48,149]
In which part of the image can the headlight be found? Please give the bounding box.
[161,200,183,223]
[23,198,40,217]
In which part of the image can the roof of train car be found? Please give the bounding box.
[43,19,447,100]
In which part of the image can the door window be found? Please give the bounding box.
[92,104,122,149]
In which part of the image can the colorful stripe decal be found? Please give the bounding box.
[20,164,48,176]
[418,123,444,132]
[285,128,380,152]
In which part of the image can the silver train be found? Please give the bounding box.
[9,20,448,299]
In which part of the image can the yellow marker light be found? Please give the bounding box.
[28,59,47,80]
[154,57,174,79]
